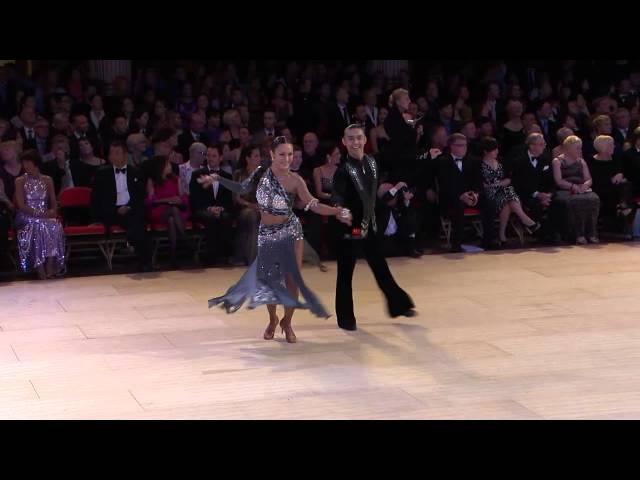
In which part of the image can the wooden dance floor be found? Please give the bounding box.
[2,242,640,419]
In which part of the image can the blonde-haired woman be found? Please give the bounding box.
[552,135,601,244]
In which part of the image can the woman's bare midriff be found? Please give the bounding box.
[260,211,289,226]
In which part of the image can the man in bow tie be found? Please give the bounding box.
[91,140,152,271]
[178,112,209,158]
[510,133,557,243]
[189,144,234,265]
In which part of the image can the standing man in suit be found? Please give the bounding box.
[332,124,416,331]
[91,140,152,271]
[363,88,380,132]
[18,106,38,150]
[189,144,234,266]
[510,133,557,242]
[329,87,351,141]
[436,133,490,252]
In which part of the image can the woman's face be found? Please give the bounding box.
[247,148,261,170]
[123,98,134,114]
[137,112,149,127]
[270,143,293,170]
[154,101,166,117]
[397,94,411,112]
[484,147,499,161]
[597,140,615,156]
[379,107,389,124]
[22,159,37,175]
[564,141,582,159]
[326,147,341,166]
[197,95,209,110]
[79,140,93,156]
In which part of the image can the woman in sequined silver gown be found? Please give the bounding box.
[14,150,66,279]
[197,136,352,343]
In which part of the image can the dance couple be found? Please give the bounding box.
[198,126,415,343]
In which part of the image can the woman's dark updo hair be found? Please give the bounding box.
[323,142,340,161]
[20,149,42,169]
[238,145,261,171]
[480,136,499,155]
[270,135,292,152]
[148,155,171,186]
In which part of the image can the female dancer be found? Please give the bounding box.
[198,136,352,343]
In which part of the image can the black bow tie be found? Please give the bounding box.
[531,157,538,163]
[115,168,127,174]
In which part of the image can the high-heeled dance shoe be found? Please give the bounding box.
[524,222,541,235]
[279,320,297,343]
[264,318,279,340]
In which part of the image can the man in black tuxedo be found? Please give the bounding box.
[376,179,422,258]
[436,133,491,252]
[612,107,631,151]
[177,112,209,158]
[91,141,152,271]
[510,132,557,242]
[252,109,278,146]
[623,126,640,197]
[332,124,415,331]
[189,145,234,265]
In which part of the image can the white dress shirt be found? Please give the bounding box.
[114,165,130,206]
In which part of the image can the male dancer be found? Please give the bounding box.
[332,124,416,330]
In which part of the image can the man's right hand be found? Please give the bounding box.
[537,192,552,206]
[117,206,131,216]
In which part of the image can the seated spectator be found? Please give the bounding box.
[33,117,51,158]
[189,144,235,265]
[436,133,487,252]
[71,137,105,187]
[92,141,152,271]
[511,133,557,242]
[179,142,206,196]
[552,135,601,244]
[552,127,575,158]
[205,110,223,144]
[42,135,75,194]
[0,140,24,201]
[313,143,340,204]
[0,178,13,268]
[613,108,631,150]
[127,133,150,169]
[14,149,65,279]
[231,146,262,265]
[131,109,150,136]
[0,118,11,141]
[479,137,540,247]
[177,112,209,158]
[587,135,633,230]
[105,114,130,147]
[377,179,422,257]
[302,132,323,171]
[583,114,613,158]
[436,98,459,136]
[51,112,71,138]
[145,155,192,267]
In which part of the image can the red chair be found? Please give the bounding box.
[58,187,112,269]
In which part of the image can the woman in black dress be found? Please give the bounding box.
[587,135,633,231]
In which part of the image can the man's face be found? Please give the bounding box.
[74,115,89,133]
[206,147,221,168]
[109,145,127,168]
[21,107,36,127]
[303,133,318,155]
[432,127,448,148]
[342,127,367,158]
[114,117,128,134]
[34,120,49,138]
[336,88,349,105]
[616,110,631,129]
[461,122,477,140]
[239,127,251,145]
[355,105,368,122]
[523,113,537,129]
[263,112,276,129]
[91,96,103,111]
[449,138,468,158]
[364,90,376,106]
[480,122,494,137]
[538,102,552,119]
[439,104,453,120]
[191,114,205,133]
[528,137,546,157]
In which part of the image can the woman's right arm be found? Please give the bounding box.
[217,167,262,195]
[552,158,574,191]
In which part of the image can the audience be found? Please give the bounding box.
[231,145,261,265]
[4,59,640,276]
